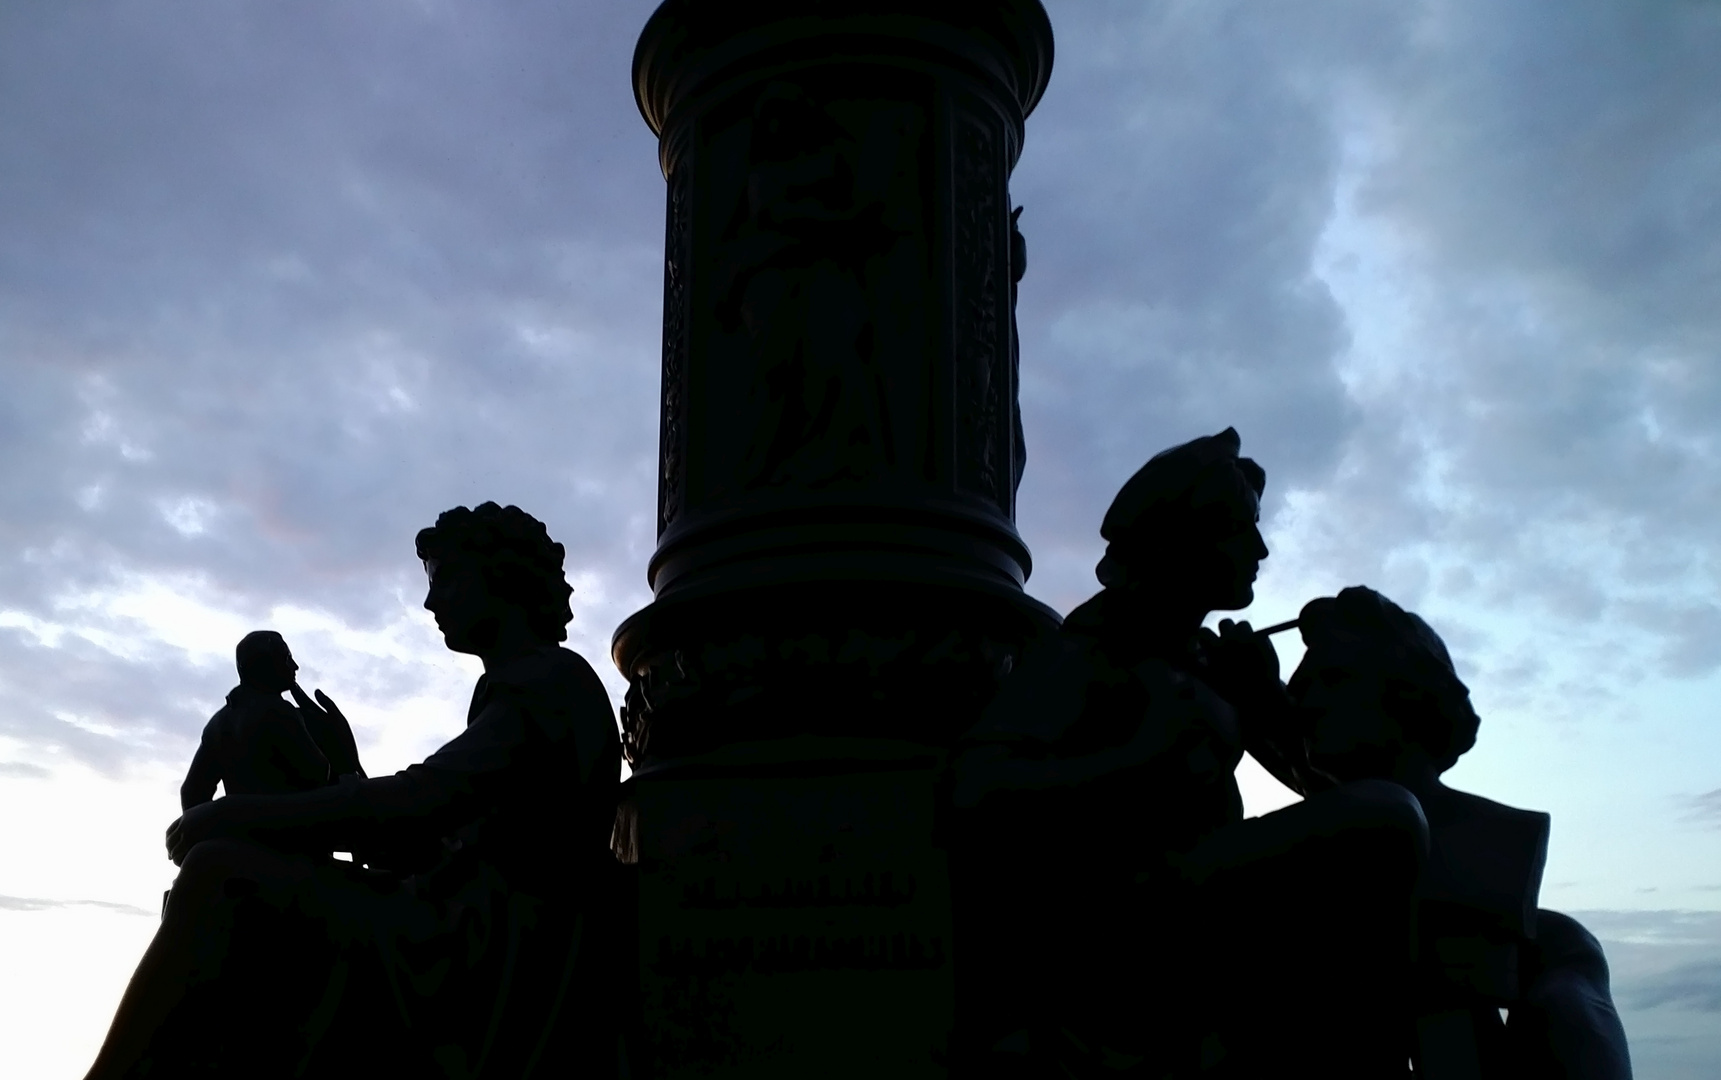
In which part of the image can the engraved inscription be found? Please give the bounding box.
[621,625,1018,762]
[652,933,946,977]
[681,872,917,910]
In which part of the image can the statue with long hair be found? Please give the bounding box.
[85,503,627,1079]
[1291,586,1632,1079]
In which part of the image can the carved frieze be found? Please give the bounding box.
[952,113,1008,512]
[621,622,1019,764]
[685,73,935,507]
[659,164,691,534]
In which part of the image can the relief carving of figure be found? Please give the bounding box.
[715,81,923,492]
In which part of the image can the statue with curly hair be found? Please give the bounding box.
[1292,586,1631,1080]
[84,503,629,1080]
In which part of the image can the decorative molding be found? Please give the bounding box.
[952,115,1005,510]
[622,625,1018,764]
[659,164,692,534]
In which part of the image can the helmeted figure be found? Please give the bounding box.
[950,429,1428,1078]
[1291,586,1632,1080]
[85,503,629,1080]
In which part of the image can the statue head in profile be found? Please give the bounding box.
[1289,585,1480,781]
[234,629,299,694]
[1095,427,1268,615]
[415,502,574,657]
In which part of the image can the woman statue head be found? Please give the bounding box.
[415,502,573,657]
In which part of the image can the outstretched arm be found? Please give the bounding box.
[168,695,526,865]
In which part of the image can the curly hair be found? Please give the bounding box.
[1292,586,1481,773]
[414,503,574,643]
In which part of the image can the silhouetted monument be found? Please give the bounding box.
[612,2,1057,1074]
[179,632,359,813]
[1290,586,1632,1079]
[86,504,627,1079]
[950,429,1429,1078]
[82,2,1642,1075]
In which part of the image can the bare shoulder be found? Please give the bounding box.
[485,646,617,743]
[496,646,609,702]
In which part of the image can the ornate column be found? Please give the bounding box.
[614,2,1054,1073]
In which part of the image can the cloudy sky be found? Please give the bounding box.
[2,0,1718,1075]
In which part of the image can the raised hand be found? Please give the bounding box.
[289,682,322,717]
[314,689,340,714]
[291,683,365,778]
[1200,619,1327,796]
[1199,618,1281,705]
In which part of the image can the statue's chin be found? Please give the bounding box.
[1215,584,1254,612]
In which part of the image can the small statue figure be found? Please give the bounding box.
[84,503,628,1080]
[179,631,363,812]
[1291,586,1632,1080]
[950,428,1427,1078]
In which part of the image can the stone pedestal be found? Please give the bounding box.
[614,3,1055,1073]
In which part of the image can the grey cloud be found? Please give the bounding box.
[0,894,155,918]
[0,761,51,779]
[0,0,1389,765]
[0,1,665,768]
[1685,789,1721,828]
[1571,908,1721,951]
[1627,961,1721,1013]
[1227,0,1721,712]
[2,0,1719,775]
[1566,910,1721,1060]
[1366,0,1721,346]
[1013,0,1406,607]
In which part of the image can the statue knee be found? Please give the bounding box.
[1341,779,1427,838]
[1339,779,1430,877]
[168,839,273,918]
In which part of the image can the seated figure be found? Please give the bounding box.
[180,631,363,812]
[950,429,1427,1079]
[1291,586,1632,1080]
[85,503,626,1080]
